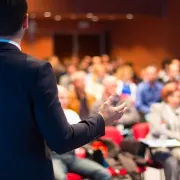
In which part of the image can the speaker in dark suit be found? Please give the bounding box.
[0,1,126,180]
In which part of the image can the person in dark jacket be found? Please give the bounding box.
[0,1,126,180]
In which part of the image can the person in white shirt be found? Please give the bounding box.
[52,85,111,180]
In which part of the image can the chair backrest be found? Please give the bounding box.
[101,126,124,145]
[132,123,150,140]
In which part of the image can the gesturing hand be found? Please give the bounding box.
[98,94,127,126]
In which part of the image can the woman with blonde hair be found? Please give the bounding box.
[116,65,137,102]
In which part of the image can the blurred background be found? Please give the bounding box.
[25,0,179,73]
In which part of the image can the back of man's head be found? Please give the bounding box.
[0,0,28,36]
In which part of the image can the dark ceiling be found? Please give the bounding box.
[28,0,167,20]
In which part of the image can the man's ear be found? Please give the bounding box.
[22,14,29,29]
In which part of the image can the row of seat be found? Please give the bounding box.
[67,123,162,180]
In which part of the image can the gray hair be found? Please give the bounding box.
[70,71,87,83]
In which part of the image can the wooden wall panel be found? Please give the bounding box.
[28,0,73,13]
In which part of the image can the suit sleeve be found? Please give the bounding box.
[31,62,105,154]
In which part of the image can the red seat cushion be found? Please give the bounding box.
[101,126,124,145]
[67,173,83,180]
[132,123,150,140]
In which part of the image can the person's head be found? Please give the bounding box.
[168,63,180,80]
[71,71,86,91]
[79,56,91,71]
[0,0,28,41]
[71,56,80,66]
[102,76,118,97]
[66,64,77,75]
[144,65,158,83]
[48,56,60,68]
[101,54,110,63]
[116,65,134,82]
[57,85,69,109]
[92,56,102,65]
[116,57,125,67]
[171,58,180,67]
[91,64,106,81]
[161,82,180,109]
[161,59,171,71]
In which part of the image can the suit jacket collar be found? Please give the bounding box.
[0,42,21,52]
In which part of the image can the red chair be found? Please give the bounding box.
[132,123,150,140]
[101,126,124,145]
[67,173,82,180]
[99,127,146,179]
[132,123,164,180]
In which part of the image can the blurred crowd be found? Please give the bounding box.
[48,55,180,180]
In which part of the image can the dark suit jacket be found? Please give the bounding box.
[0,42,105,180]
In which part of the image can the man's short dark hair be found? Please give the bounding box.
[0,0,28,36]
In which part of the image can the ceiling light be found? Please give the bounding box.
[92,16,99,22]
[44,12,51,18]
[86,13,94,19]
[126,14,134,20]
[54,15,62,21]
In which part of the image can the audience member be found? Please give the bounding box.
[68,71,96,119]
[165,63,180,83]
[136,65,163,117]
[59,64,77,90]
[79,55,92,73]
[126,62,141,83]
[148,82,180,180]
[92,56,102,65]
[71,56,80,68]
[116,65,137,102]
[86,64,107,99]
[113,57,125,73]
[158,59,171,82]
[52,85,111,180]
[48,55,65,82]
[101,54,114,74]
[172,58,180,68]
[90,76,140,128]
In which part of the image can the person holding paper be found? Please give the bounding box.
[148,82,180,180]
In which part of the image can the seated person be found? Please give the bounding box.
[59,63,77,90]
[116,65,137,102]
[52,85,111,180]
[68,71,96,119]
[90,76,140,129]
[136,65,163,119]
[148,82,180,180]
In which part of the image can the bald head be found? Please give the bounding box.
[70,71,86,90]
[103,76,118,97]
[145,65,158,83]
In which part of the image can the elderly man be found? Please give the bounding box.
[68,71,96,119]
[90,76,140,128]
[52,86,111,180]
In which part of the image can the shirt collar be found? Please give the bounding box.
[0,39,21,50]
